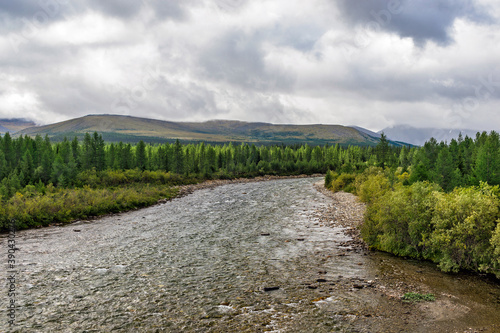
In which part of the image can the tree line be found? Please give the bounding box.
[0,131,399,198]
[338,131,500,191]
[1,130,499,199]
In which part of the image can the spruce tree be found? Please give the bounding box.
[135,140,147,171]
[474,131,500,185]
[173,139,184,174]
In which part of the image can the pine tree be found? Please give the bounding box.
[51,155,66,185]
[0,150,7,181]
[376,133,390,167]
[81,133,93,170]
[435,147,454,191]
[107,143,116,169]
[398,146,410,170]
[66,152,78,185]
[409,149,431,183]
[39,148,53,184]
[2,132,14,171]
[7,171,21,197]
[93,132,106,171]
[121,144,133,170]
[71,137,80,169]
[135,140,147,171]
[21,150,34,185]
[474,131,500,185]
[172,139,184,174]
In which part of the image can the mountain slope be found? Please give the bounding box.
[17,114,387,146]
[351,126,381,139]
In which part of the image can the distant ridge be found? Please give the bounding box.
[0,124,10,133]
[380,125,482,146]
[0,118,37,133]
[15,114,404,146]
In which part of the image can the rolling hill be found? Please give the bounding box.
[16,114,405,146]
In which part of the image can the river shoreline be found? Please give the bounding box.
[172,174,325,199]
[312,182,500,332]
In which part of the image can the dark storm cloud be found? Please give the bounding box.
[88,0,191,20]
[150,1,190,20]
[0,0,190,32]
[153,80,221,119]
[0,0,38,17]
[0,0,72,33]
[198,30,296,92]
[200,31,265,87]
[86,0,142,19]
[336,0,490,45]
[35,75,114,118]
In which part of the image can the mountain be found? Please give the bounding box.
[351,126,381,138]
[0,118,38,133]
[16,114,398,146]
[0,124,10,133]
[379,125,482,146]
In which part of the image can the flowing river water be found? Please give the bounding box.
[1,178,500,332]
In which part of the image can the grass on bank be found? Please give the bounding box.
[0,169,203,232]
[0,184,179,231]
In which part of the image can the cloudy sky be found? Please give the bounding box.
[1,0,499,131]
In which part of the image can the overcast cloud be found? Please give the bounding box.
[0,0,499,131]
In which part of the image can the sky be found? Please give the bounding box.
[0,0,500,132]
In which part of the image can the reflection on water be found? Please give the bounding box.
[1,178,499,332]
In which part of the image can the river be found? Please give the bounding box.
[1,178,500,332]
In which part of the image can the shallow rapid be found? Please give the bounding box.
[1,178,499,332]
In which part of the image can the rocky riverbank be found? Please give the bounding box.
[313,181,368,251]
[311,181,500,333]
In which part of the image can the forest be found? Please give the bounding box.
[325,131,500,279]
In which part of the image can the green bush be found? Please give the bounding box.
[357,169,500,278]
[75,168,190,188]
[356,171,391,204]
[362,181,440,258]
[491,223,500,278]
[427,183,500,273]
[331,173,356,193]
[324,170,337,189]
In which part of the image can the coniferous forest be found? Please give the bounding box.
[1,130,500,279]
